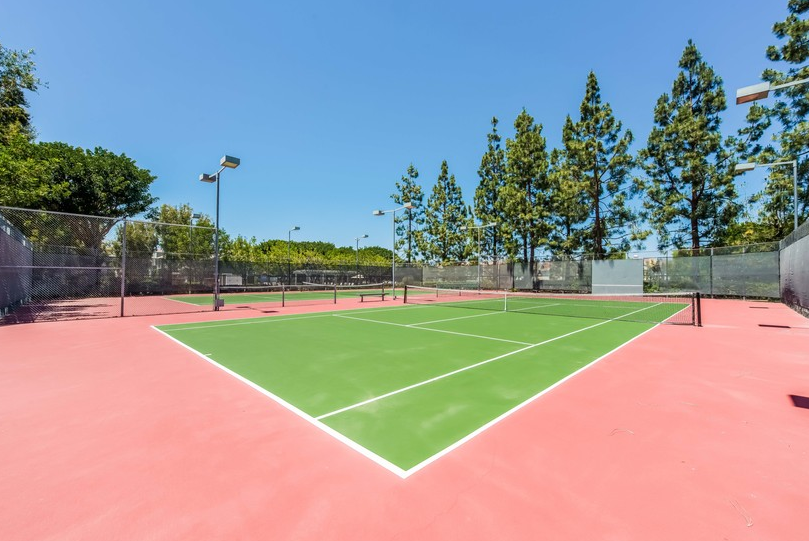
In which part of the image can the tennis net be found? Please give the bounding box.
[217,282,387,307]
[403,285,701,326]
[301,282,387,297]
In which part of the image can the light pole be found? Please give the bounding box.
[460,222,497,290]
[373,202,415,299]
[189,212,201,291]
[199,155,240,311]
[735,160,799,231]
[355,234,368,282]
[189,212,201,256]
[288,226,300,285]
[736,78,809,104]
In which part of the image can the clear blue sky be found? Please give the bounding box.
[1,0,789,252]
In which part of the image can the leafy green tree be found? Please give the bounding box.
[145,203,214,259]
[112,220,159,258]
[1,142,157,246]
[502,109,552,270]
[0,40,43,144]
[391,163,425,263]
[0,131,61,207]
[554,72,644,258]
[475,117,508,263]
[635,41,738,251]
[422,160,470,263]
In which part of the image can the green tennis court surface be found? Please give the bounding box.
[156,300,686,476]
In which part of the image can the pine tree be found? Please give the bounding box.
[423,161,470,264]
[502,109,552,271]
[742,0,809,238]
[553,72,644,258]
[474,117,508,263]
[391,163,425,263]
[548,141,588,256]
[635,41,738,251]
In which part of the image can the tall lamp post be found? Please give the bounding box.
[372,202,415,299]
[189,212,201,256]
[735,160,799,231]
[355,234,368,282]
[288,226,300,285]
[460,222,497,290]
[199,155,240,311]
[189,212,201,291]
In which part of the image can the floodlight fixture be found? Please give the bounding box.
[736,77,809,105]
[734,162,757,173]
[220,155,241,168]
[736,83,771,105]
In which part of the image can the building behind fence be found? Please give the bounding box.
[0,205,806,323]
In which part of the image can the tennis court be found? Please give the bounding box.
[156,288,696,475]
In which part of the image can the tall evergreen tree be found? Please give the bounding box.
[475,117,508,263]
[391,163,425,263]
[741,0,809,238]
[553,72,644,258]
[635,41,738,251]
[502,109,552,270]
[423,160,470,263]
[548,142,589,256]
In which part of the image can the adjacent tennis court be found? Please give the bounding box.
[167,283,388,306]
[156,289,696,476]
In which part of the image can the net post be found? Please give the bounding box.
[333,284,337,304]
[120,219,127,317]
[282,282,285,307]
[403,285,408,304]
[695,292,702,327]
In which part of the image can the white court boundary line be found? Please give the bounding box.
[153,301,663,479]
[318,303,661,421]
[151,325,410,478]
[405,322,662,476]
[161,296,205,306]
[332,313,533,346]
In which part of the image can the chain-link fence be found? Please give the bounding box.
[0,207,223,322]
[1,205,802,323]
[643,243,781,299]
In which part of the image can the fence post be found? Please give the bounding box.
[120,219,127,317]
